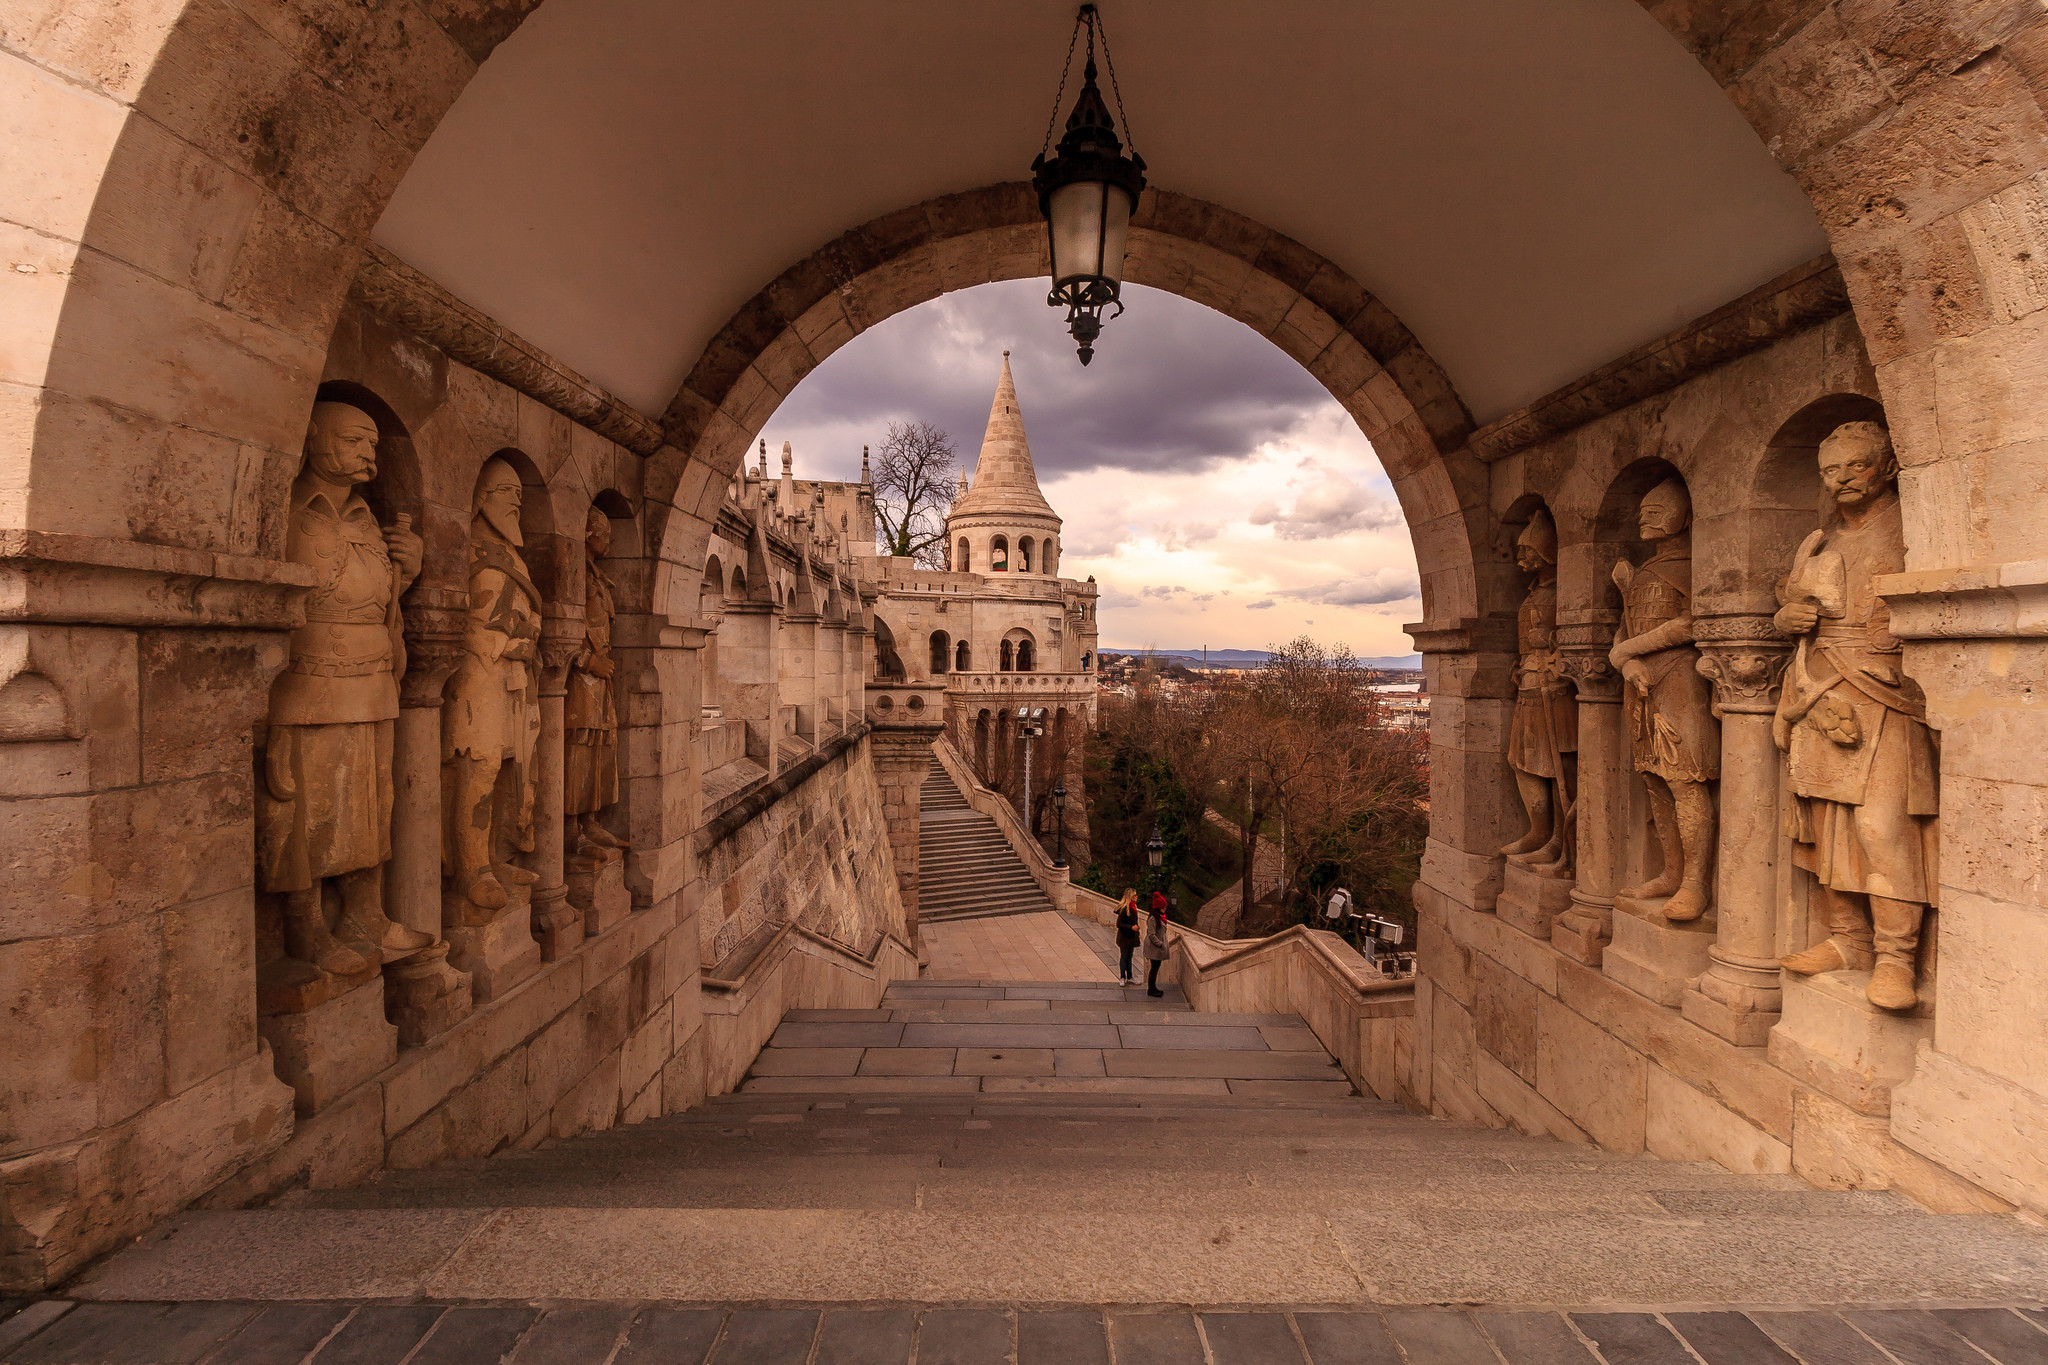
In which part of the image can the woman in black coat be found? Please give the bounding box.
[1114,890,1140,985]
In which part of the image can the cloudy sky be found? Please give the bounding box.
[760,279,1422,662]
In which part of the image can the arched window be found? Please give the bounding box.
[1016,639,1035,671]
[991,536,1008,571]
[730,566,747,597]
[1044,537,1058,576]
[1019,537,1034,572]
[955,640,971,671]
[929,631,950,675]
[701,554,724,613]
[1081,651,1092,671]
[956,537,970,572]
[999,639,1013,671]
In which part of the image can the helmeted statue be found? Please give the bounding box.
[442,457,544,920]
[565,505,628,860]
[259,402,435,975]
[1608,477,1720,923]
[1774,421,1938,1011]
[1501,509,1576,870]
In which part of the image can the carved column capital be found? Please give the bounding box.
[1693,615,1792,716]
[1555,619,1622,702]
[538,617,583,697]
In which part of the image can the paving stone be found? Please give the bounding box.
[1931,1308,2048,1364]
[1007,988,1128,1002]
[1226,1079,1357,1099]
[1385,1310,1501,1364]
[748,1047,866,1076]
[208,1304,354,1365]
[768,1023,905,1048]
[411,1306,537,1365]
[1115,1025,1268,1051]
[1846,1310,2000,1365]
[614,1309,723,1363]
[979,1075,1232,1095]
[1664,1312,1797,1364]
[884,985,1003,999]
[508,1307,635,1362]
[1103,1049,1341,1080]
[1107,1312,1205,1364]
[856,1048,958,1076]
[1293,1312,1404,1365]
[901,1023,1122,1048]
[814,1308,914,1365]
[1201,1312,1306,1363]
[1475,1312,1597,1363]
[1018,1311,1109,1365]
[1569,1314,1693,1365]
[309,1305,446,1365]
[741,1075,979,1094]
[14,1302,257,1365]
[787,1010,894,1022]
[1260,1026,1329,1050]
[1054,1049,1108,1077]
[985,1000,1051,1013]
[954,1047,1056,1076]
[0,1303,74,1359]
[710,1310,819,1363]
[917,1308,1011,1364]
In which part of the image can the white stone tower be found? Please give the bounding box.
[946,352,1063,577]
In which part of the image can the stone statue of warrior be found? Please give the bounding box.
[1775,421,1938,1011]
[565,505,628,860]
[443,457,544,920]
[1501,509,1576,870]
[259,402,435,975]
[1608,477,1720,923]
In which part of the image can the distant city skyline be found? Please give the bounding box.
[758,279,1424,659]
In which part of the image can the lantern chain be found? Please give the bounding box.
[1039,8,1087,161]
[1093,7,1138,160]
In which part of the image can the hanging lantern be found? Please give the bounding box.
[1145,822,1165,869]
[1031,5,1146,366]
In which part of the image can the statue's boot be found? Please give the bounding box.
[580,817,628,850]
[494,862,540,887]
[284,889,372,977]
[1866,955,1918,1011]
[451,868,508,924]
[1661,883,1708,923]
[1621,784,1683,901]
[336,869,434,963]
[1780,935,1875,975]
[1500,827,1548,858]
[1662,782,1715,923]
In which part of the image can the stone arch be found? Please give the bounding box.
[956,537,971,573]
[1018,537,1034,573]
[1044,537,1058,576]
[955,639,972,672]
[991,536,1010,573]
[928,630,950,677]
[700,553,726,613]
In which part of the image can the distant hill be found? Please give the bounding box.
[1101,648,1421,671]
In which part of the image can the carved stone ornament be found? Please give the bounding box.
[1696,643,1791,716]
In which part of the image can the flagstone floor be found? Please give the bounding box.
[921,910,1119,982]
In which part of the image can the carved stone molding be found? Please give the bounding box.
[1691,613,1790,645]
[350,247,665,458]
[1403,615,1517,656]
[1469,255,1849,462]
[1696,641,1792,716]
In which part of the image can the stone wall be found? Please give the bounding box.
[1406,306,2027,1215]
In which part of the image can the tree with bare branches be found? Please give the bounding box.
[872,419,957,568]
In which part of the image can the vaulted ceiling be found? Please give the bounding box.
[374,0,1828,425]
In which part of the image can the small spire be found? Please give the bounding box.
[860,445,871,485]
[757,439,767,477]
[781,440,793,476]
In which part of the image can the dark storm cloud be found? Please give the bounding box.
[760,279,1334,482]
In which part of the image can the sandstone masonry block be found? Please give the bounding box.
[1536,993,1647,1154]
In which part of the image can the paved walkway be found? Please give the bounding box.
[740,979,1347,1099]
[4,1299,2044,1363]
[922,910,1117,982]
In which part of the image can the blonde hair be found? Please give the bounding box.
[1119,889,1138,910]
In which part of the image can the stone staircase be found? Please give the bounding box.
[918,758,1055,922]
[70,969,2048,1314]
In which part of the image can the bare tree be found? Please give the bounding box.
[872,420,957,568]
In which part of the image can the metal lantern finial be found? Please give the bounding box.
[1032,4,1146,366]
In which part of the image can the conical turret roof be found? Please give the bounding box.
[950,352,1059,525]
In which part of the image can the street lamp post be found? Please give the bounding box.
[1019,706,1047,836]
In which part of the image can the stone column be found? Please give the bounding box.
[1684,620,1792,1045]
[866,684,947,952]
[530,632,583,961]
[1554,620,1623,965]
[390,601,465,938]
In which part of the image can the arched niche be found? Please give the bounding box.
[1019,537,1035,573]
[991,536,1009,572]
[1742,394,1888,614]
[957,537,970,572]
[929,630,951,677]
[315,381,422,551]
[475,447,560,608]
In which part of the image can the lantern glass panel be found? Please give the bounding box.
[1050,181,1134,289]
